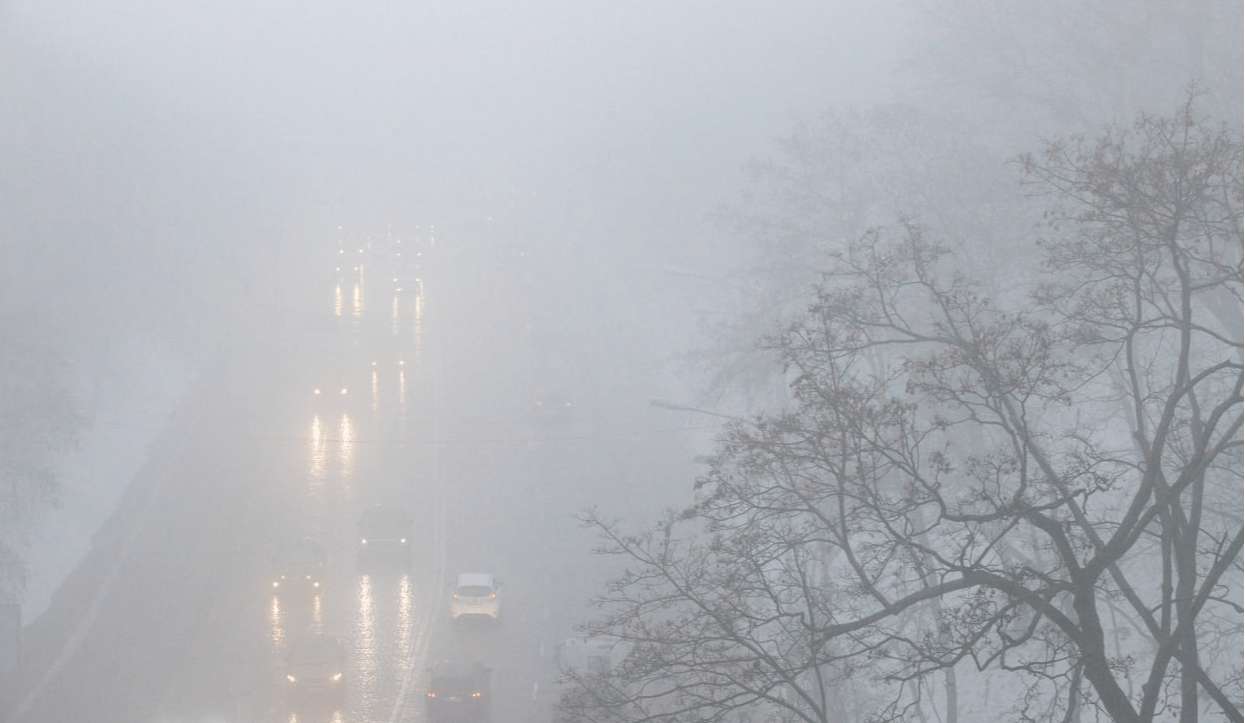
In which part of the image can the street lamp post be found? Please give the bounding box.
[648,398,750,425]
[649,398,744,465]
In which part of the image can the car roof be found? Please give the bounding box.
[288,633,343,657]
[431,661,489,678]
[455,572,495,587]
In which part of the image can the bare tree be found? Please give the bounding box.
[691,105,1030,413]
[0,314,79,603]
[908,0,1243,140]
[564,101,1241,723]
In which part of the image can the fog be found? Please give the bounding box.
[1,0,906,332]
[1,1,1240,722]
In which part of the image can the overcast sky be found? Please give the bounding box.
[3,0,907,236]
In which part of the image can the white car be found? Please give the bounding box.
[450,573,501,620]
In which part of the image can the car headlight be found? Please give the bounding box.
[287,674,297,683]
[332,672,343,682]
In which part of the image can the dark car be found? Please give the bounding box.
[357,503,412,565]
[367,331,409,379]
[271,536,327,597]
[286,633,347,702]
[532,386,575,415]
[333,241,367,286]
[390,270,423,298]
[426,662,491,722]
[309,362,356,412]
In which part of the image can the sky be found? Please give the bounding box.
[2,0,907,239]
[0,0,916,363]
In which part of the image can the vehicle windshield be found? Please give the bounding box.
[361,508,407,532]
[432,676,478,694]
[430,665,486,694]
[457,585,493,597]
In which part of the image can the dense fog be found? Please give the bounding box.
[1,2,1241,722]
[0,1,904,330]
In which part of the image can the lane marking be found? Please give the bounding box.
[388,281,447,723]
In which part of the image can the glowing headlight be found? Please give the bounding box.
[287,674,297,683]
[332,672,343,682]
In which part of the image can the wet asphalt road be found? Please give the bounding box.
[4,242,693,723]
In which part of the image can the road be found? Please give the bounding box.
[3,228,695,723]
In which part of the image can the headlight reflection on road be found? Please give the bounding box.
[396,573,414,672]
[411,295,423,373]
[309,414,327,479]
[398,369,407,414]
[333,284,343,317]
[339,414,355,477]
[371,369,380,413]
[308,413,333,524]
[268,595,284,648]
[355,575,377,692]
[352,282,363,318]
